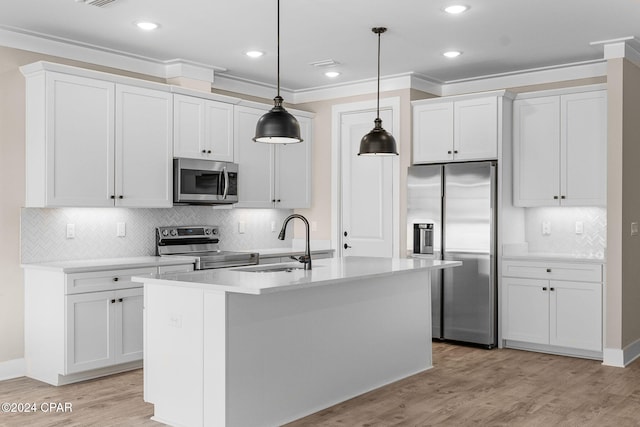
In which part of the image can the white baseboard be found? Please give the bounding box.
[0,358,25,381]
[603,337,640,367]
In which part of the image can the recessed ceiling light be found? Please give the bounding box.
[136,21,159,31]
[443,50,462,58]
[325,71,341,78]
[246,50,264,58]
[444,5,469,14]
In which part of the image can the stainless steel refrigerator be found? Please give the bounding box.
[407,161,497,348]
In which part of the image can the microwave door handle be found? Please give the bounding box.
[222,167,229,199]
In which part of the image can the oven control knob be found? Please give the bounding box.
[212,229,218,235]
[205,228,212,235]
[170,229,177,236]
[161,229,169,237]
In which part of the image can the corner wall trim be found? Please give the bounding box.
[603,338,640,367]
[0,358,26,381]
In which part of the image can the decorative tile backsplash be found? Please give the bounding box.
[21,207,293,263]
[524,207,606,258]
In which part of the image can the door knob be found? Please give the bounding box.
[344,243,352,249]
[344,231,348,237]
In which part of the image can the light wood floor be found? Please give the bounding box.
[1,343,639,427]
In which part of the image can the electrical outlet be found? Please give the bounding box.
[632,222,639,236]
[66,223,75,239]
[238,221,246,234]
[271,221,276,232]
[541,221,551,236]
[311,221,318,232]
[117,222,126,237]
[575,221,584,235]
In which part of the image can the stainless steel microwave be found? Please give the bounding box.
[173,158,238,205]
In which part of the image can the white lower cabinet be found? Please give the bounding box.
[65,287,143,374]
[23,263,186,385]
[502,259,603,358]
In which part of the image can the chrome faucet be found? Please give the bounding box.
[278,214,312,270]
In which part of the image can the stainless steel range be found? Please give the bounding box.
[156,225,258,270]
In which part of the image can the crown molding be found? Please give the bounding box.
[1,25,611,104]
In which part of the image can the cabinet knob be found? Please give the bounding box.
[113,277,119,281]
[553,196,559,200]
[550,287,555,291]
[561,195,566,199]
[454,150,458,154]
[111,299,116,304]
[202,149,206,153]
[110,195,115,199]
[272,199,276,203]
[207,150,212,154]
[542,287,547,291]
[118,298,124,302]
[118,195,123,199]
[546,268,551,273]
[276,199,281,203]
[344,231,348,237]
[447,150,452,154]
[344,243,352,249]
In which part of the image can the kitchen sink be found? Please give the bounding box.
[235,264,306,273]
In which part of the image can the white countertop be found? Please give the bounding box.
[133,256,462,295]
[21,256,197,273]
[240,247,334,258]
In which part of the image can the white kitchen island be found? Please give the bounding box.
[133,256,460,427]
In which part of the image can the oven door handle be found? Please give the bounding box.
[222,166,229,200]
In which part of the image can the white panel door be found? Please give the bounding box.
[412,102,454,164]
[65,291,115,374]
[513,96,561,206]
[549,280,602,351]
[115,287,144,363]
[45,72,115,207]
[502,277,549,344]
[454,96,498,161]
[234,106,275,208]
[115,84,173,207]
[341,109,393,257]
[561,91,607,206]
[275,115,312,209]
[204,100,234,162]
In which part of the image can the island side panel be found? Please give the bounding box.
[144,283,205,427]
[222,270,432,427]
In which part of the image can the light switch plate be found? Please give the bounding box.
[66,223,75,239]
[575,221,584,235]
[238,221,246,234]
[542,221,551,236]
[117,222,126,237]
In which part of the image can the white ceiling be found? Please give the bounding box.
[1,0,639,92]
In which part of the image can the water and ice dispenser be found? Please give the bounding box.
[413,223,434,255]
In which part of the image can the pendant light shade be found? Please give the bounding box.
[358,27,398,156]
[253,0,302,144]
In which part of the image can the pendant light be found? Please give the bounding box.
[253,0,302,144]
[358,27,398,156]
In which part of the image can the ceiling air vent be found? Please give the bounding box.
[76,0,116,7]
[309,59,340,68]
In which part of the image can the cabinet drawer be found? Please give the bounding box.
[66,267,155,295]
[502,260,602,282]
[158,264,194,274]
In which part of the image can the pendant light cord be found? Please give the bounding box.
[376,29,380,119]
[277,0,280,98]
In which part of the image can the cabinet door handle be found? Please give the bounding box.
[546,268,551,273]
[542,287,547,291]
[111,299,116,304]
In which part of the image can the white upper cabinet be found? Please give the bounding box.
[234,105,312,209]
[412,95,499,164]
[116,84,173,208]
[22,62,173,208]
[513,88,607,207]
[173,94,234,162]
